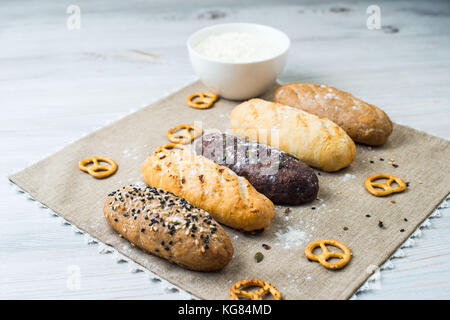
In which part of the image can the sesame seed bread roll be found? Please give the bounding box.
[104,185,233,272]
[142,148,274,232]
[274,83,393,146]
[230,98,356,172]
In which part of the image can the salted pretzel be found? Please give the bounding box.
[78,156,118,179]
[365,173,406,197]
[167,124,203,144]
[305,239,351,270]
[230,279,281,300]
[186,92,218,109]
[154,143,186,154]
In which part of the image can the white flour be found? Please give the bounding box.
[274,226,308,249]
[193,32,280,62]
[341,173,356,182]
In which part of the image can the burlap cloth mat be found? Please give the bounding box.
[9,81,450,300]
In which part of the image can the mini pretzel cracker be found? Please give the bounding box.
[78,156,118,179]
[154,143,186,155]
[365,173,406,197]
[305,239,351,270]
[186,92,218,109]
[167,124,203,144]
[230,279,281,300]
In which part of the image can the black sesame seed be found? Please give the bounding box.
[311,207,316,210]
[404,218,408,222]
[114,218,118,222]
[141,228,145,233]
[400,229,405,232]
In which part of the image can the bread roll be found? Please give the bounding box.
[274,83,393,146]
[195,133,319,205]
[142,147,274,231]
[230,98,356,172]
[104,185,233,271]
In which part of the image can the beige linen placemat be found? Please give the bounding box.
[9,81,450,299]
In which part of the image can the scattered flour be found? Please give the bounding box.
[341,173,356,182]
[274,226,308,249]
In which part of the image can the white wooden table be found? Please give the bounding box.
[1,0,449,299]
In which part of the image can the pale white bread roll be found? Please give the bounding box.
[230,98,356,172]
[142,147,274,232]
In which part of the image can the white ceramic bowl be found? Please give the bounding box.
[187,23,290,100]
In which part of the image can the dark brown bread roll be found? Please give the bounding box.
[195,133,319,205]
[104,185,234,271]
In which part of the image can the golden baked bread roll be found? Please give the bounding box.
[230,98,356,172]
[104,185,233,271]
[142,147,274,232]
[274,83,393,146]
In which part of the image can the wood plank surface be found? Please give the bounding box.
[0,0,449,299]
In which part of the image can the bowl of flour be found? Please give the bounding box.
[187,23,290,100]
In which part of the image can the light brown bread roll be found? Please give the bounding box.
[141,147,274,232]
[104,185,233,271]
[274,83,393,146]
[230,98,356,172]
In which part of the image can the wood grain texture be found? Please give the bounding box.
[0,0,449,299]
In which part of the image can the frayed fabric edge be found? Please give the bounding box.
[6,77,449,300]
[8,175,450,300]
[8,180,196,299]
[7,78,199,299]
[350,193,450,299]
